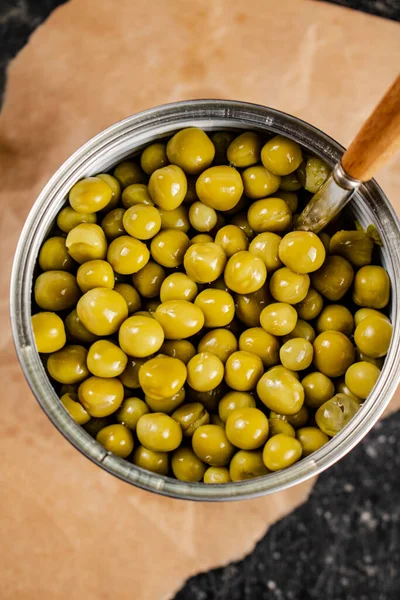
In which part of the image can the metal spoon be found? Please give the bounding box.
[296,75,400,233]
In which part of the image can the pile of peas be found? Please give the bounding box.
[31,128,392,484]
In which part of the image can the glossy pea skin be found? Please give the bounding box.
[78,376,124,417]
[354,315,393,358]
[296,288,323,321]
[184,242,227,284]
[34,271,80,311]
[107,235,149,275]
[159,272,198,303]
[145,388,186,414]
[345,361,380,399]
[57,206,97,233]
[148,165,187,210]
[274,405,309,429]
[140,142,168,175]
[260,302,297,336]
[191,234,214,244]
[235,286,271,327]
[172,402,210,437]
[227,132,262,167]
[316,305,354,336]
[196,166,244,211]
[60,393,90,425]
[204,466,231,484]
[224,251,266,294]
[138,355,187,401]
[120,315,164,358]
[76,288,128,335]
[119,357,147,389]
[301,372,335,408]
[192,425,234,467]
[150,230,190,268]
[122,204,161,240]
[354,308,390,327]
[248,232,283,272]
[66,223,107,264]
[76,260,114,293]
[113,161,145,188]
[198,329,238,363]
[32,312,66,353]
[69,177,113,213]
[39,236,76,272]
[194,289,235,328]
[311,256,354,302]
[226,407,269,450]
[96,424,134,458]
[247,198,291,233]
[242,166,281,200]
[189,201,217,232]
[239,327,280,368]
[352,265,390,309]
[313,331,355,378]
[160,340,197,365]
[154,300,204,340]
[47,345,89,384]
[257,365,304,415]
[329,230,374,268]
[282,319,316,343]
[159,205,190,233]
[87,340,128,378]
[65,309,98,344]
[114,283,141,314]
[132,261,166,299]
[215,225,249,258]
[121,184,154,208]
[167,128,215,175]
[279,338,313,371]
[116,397,149,430]
[101,208,125,240]
[296,427,329,457]
[136,412,183,452]
[269,268,310,304]
[336,379,362,402]
[261,135,303,176]
[187,352,225,392]
[230,450,269,481]
[218,391,256,423]
[268,418,296,438]
[262,434,302,471]
[278,231,326,274]
[96,173,121,210]
[132,446,169,475]
[225,351,264,392]
[171,447,206,482]
[315,393,360,437]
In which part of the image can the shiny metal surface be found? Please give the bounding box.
[10,100,400,501]
[296,162,361,232]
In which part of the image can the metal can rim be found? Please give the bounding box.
[10,99,400,501]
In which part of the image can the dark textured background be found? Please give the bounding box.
[1,1,399,599]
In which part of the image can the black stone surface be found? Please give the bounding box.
[1,2,399,600]
[175,415,400,600]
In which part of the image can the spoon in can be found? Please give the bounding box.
[295,75,400,233]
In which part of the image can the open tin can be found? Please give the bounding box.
[10,100,400,501]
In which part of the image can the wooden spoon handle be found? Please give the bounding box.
[341,74,400,182]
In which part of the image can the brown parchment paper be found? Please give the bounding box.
[0,1,399,599]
